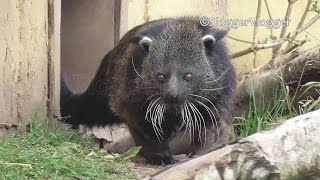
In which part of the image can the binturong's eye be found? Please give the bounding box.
[184,73,193,81]
[157,73,166,83]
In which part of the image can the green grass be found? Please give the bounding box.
[235,81,320,138]
[0,115,137,180]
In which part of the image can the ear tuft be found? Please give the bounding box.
[202,35,216,50]
[138,36,152,52]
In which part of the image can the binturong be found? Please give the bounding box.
[60,17,236,165]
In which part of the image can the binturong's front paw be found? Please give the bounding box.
[143,150,175,165]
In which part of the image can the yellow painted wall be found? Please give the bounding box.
[127,0,228,30]
[126,0,320,73]
[229,0,320,73]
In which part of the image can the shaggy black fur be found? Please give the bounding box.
[60,17,236,165]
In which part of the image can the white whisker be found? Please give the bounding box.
[141,93,159,110]
[206,67,229,84]
[131,57,142,78]
[186,102,196,144]
[192,98,219,138]
[152,101,164,135]
[188,102,200,141]
[189,94,221,118]
[181,102,192,143]
[155,102,165,135]
[189,102,207,145]
[145,97,164,141]
[178,102,185,131]
[178,102,189,142]
[158,102,165,126]
[145,97,161,122]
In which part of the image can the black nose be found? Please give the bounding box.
[165,94,180,103]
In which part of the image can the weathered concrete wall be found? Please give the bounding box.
[0,0,48,133]
[61,0,115,93]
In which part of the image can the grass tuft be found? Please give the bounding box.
[235,81,320,138]
[0,115,137,180]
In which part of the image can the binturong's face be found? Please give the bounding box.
[147,25,214,108]
[132,19,235,137]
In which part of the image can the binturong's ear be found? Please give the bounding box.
[202,29,228,51]
[202,35,216,50]
[132,35,152,52]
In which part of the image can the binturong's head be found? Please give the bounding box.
[130,17,236,121]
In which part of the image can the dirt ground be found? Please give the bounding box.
[81,125,190,179]
[130,154,189,179]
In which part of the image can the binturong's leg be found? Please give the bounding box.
[124,108,176,165]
